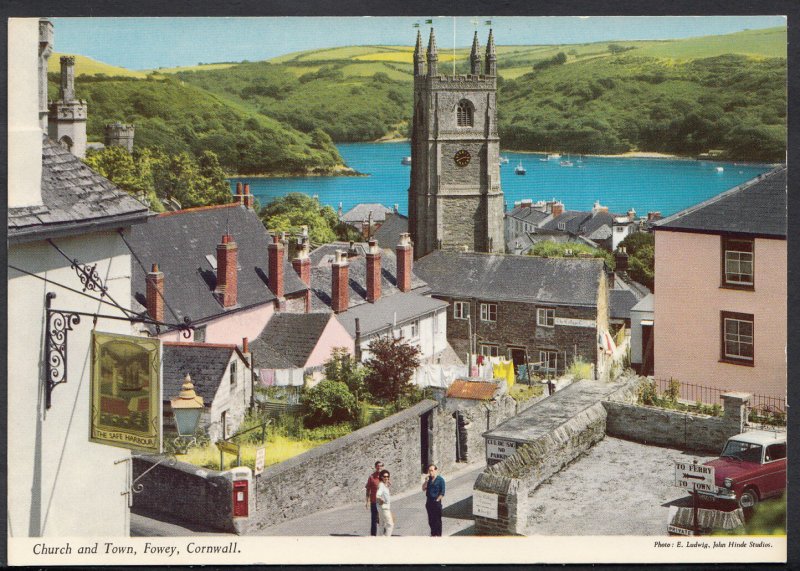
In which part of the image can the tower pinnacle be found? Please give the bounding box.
[427,28,438,77]
[414,29,425,76]
[485,29,497,76]
[470,31,482,75]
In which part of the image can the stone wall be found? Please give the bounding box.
[132,456,235,532]
[249,400,439,531]
[603,392,748,454]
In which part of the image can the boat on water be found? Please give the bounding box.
[401,156,412,165]
[547,153,562,160]
[500,156,510,164]
[715,166,724,172]
[514,162,526,175]
[560,160,574,167]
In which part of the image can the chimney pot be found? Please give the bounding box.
[396,233,413,292]
[236,182,243,196]
[331,250,350,313]
[215,234,238,307]
[268,233,285,300]
[366,239,382,303]
[146,263,165,322]
[242,337,249,353]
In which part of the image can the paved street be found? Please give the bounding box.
[254,462,485,536]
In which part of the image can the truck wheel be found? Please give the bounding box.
[739,488,758,509]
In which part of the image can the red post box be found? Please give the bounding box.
[233,480,249,517]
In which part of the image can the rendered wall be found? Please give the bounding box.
[654,231,786,399]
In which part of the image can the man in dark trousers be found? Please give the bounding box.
[422,463,445,536]
[365,460,384,536]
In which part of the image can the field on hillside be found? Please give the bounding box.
[49,52,147,78]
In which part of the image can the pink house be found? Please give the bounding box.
[653,167,786,400]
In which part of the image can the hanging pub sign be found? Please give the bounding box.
[90,331,161,453]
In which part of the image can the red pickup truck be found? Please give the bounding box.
[697,430,786,509]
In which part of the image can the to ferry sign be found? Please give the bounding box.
[674,460,715,493]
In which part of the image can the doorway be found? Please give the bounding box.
[454,411,468,462]
[420,411,433,473]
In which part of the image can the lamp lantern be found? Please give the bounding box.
[170,373,204,437]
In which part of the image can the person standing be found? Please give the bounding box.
[422,464,445,536]
[376,470,394,536]
[365,460,384,536]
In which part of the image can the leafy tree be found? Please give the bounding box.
[364,337,421,404]
[302,380,358,428]
[84,146,164,211]
[260,193,338,244]
[620,233,655,291]
[324,348,369,399]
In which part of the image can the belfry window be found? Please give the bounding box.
[457,100,473,127]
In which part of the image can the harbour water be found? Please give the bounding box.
[230,142,772,217]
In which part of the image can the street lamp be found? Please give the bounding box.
[170,373,204,445]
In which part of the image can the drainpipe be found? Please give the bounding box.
[355,318,362,362]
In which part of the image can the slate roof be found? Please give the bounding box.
[506,205,551,226]
[609,274,650,321]
[162,343,242,404]
[414,250,604,306]
[446,379,499,401]
[340,203,393,224]
[374,212,409,250]
[309,242,427,312]
[654,166,787,238]
[540,209,620,240]
[126,203,307,325]
[249,313,333,369]
[8,138,150,243]
[335,292,448,337]
[631,292,654,314]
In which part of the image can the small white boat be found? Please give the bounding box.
[401,156,412,165]
[715,166,724,172]
[560,160,573,167]
[514,162,526,175]
[500,156,510,164]
[547,153,562,160]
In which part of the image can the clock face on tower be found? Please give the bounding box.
[454,149,471,167]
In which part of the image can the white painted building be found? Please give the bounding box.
[8,19,151,538]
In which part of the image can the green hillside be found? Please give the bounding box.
[49,52,147,78]
[49,74,343,175]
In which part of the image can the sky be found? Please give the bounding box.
[50,16,787,70]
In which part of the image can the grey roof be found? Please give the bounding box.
[336,292,448,337]
[374,212,409,250]
[414,250,604,306]
[340,203,393,224]
[631,292,654,313]
[249,313,333,369]
[541,209,619,238]
[610,274,650,321]
[127,203,307,326]
[654,166,787,237]
[506,206,551,226]
[162,343,237,403]
[8,138,150,243]
[308,243,427,312]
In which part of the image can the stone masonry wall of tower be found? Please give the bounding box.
[409,28,504,259]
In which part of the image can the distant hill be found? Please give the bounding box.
[49,52,148,78]
[57,26,786,167]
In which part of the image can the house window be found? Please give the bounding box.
[539,350,558,372]
[409,320,419,339]
[456,100,473,127]
[194,325,206,343]
[721,311,754,364]
[722,237,754,288]
[557,222,566,231]
[230,361,237,385]
[537,307,555,327]
[454,301,470,320]
[480,344,500,358]
[480,303,497,322]
[615,226,624,233]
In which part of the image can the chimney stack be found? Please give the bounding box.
[396,233,413,293]
[292,240,312,313]
[235,181,243,204]
[215,234,238,307]
[615,246,629,275]
[331,250,350,313]
[242,337,249,354]
[268,234,285,301]
[146,263,165,322]
[627,208,636,221]
[366,239,382,303]
[551,201,564,217]
[243,183,255,209]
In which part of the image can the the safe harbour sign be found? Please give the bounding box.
[674,460,715,493]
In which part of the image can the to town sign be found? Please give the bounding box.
[674,460,715,493]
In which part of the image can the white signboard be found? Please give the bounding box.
[486,437,518,463]
[674,460,715,493]
[473,490,499,519]
[554,317,596,328]
[254,447,266,476]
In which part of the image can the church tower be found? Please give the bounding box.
[409,28,504,259]
[48,56,87,158]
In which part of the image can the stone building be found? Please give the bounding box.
[48,55,87,158]
[409,28,504,258]
[105,121,135,152]
[415,250,610,376]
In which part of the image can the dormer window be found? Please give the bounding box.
[456,100,474,127]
